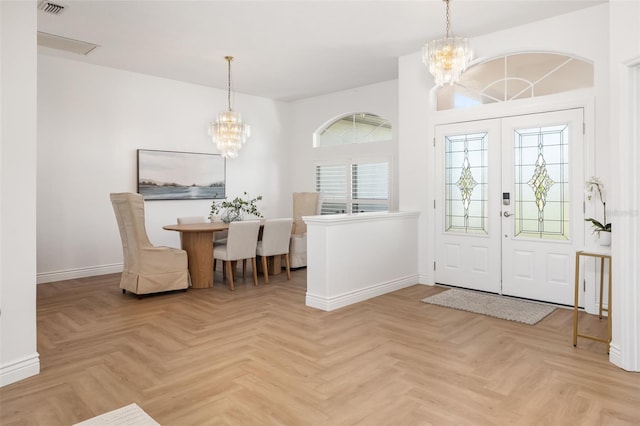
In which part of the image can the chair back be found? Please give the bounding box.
[110,193,153,257]
[177,216,208,224]
[225,220,261,260]
[260,218,293,256]
[292,192,323,234]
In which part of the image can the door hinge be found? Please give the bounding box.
[583,122,586,135]
[433,137,436,147]
[434,261,436,271]
[583,279,586,292]
[583,201,585,214]
[434,199,436,209]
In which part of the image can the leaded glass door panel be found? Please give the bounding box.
[501,109,584,305]
[435,109,584,305]
[435,120,502,293]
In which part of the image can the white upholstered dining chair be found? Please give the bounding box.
[213,220,261,290]
[256,218,293,284]
[110,192,190,296]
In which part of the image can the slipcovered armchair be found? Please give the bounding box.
[290,192,323,268]
[110,192,190,296]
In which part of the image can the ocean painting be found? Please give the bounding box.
[137,149,225,200]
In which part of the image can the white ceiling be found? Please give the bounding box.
[37,0,605,102]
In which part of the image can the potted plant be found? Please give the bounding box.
[212,192,263,223]
[584,176,611,245]
[209,200,223,222]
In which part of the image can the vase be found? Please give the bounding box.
[221,209,243,223]
[596,231,611,246]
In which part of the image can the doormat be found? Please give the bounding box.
[73,403,159,426]
[422,288,556,325]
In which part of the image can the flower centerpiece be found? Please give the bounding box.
[584,176,611,245]
[210,192,263,223]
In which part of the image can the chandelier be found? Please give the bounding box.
[209,56,250,159]
[422,0,472,86]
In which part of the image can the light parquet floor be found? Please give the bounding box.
[1,269,639,425]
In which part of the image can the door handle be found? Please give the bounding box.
[503,211,513,217]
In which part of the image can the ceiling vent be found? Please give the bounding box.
[37,32,99,56]
[39,1,65,15]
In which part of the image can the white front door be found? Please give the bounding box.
[435,109,584,305]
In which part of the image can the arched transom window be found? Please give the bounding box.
[314,113,391,147]
[437,52,594,111]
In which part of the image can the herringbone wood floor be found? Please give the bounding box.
[1,269,639,425]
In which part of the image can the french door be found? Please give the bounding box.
[434,109,584,305]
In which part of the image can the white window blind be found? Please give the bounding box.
[316,160,389,214]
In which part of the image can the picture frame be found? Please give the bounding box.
[137,149,225,200]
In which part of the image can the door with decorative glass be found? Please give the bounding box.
[435,109,584,305]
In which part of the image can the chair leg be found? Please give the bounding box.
[225,261,235,291]
[252,257,258,286]
[284,253,291,280]
[261,255,269,284]
[243,259,247,278]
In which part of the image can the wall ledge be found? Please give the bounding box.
[303,210,420,226]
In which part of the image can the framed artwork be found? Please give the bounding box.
[137,149,225,200]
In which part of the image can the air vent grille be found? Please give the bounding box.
[37,32,99,56]
[39,1,64,15]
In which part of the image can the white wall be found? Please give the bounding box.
[398,4,610,285]
[609,0,640,372]
[0,0,40,386]
[37,55,292,283]
[289,80,399,195]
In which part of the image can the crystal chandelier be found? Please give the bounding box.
[422,0,472,86]
[209,56,250,159]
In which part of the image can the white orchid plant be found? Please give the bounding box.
[584,176,611,234]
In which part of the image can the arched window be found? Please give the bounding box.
[436,52,594,111]
[313,112,394,214]
[314,113,392,147]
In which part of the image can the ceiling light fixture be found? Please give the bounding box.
[209,56,250,159]
[423,0,472,86]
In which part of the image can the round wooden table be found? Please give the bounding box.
[163,222,229,289]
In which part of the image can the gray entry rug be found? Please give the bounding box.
[422,288,556,325]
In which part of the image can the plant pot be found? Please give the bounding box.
[221,209,243,223]
[596,231,611,246]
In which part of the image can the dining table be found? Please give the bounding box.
[162,222,228,289]
[163,220,282,289]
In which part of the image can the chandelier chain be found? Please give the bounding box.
[445,0,451,39]
[225,56,233,111]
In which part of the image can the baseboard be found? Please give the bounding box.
[609,342,623,369]
[417,274,435,285]
[305,275,418,311]
[1,353,40,387]
[37,263,123,284]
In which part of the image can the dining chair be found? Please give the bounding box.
[110,192,190,296]
[213,220,261,290]
[176,216,208,224]
[256,218,294,284]
[290,192,324,268]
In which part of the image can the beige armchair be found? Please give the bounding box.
[290,192,323,268]
[110,192,190,296]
